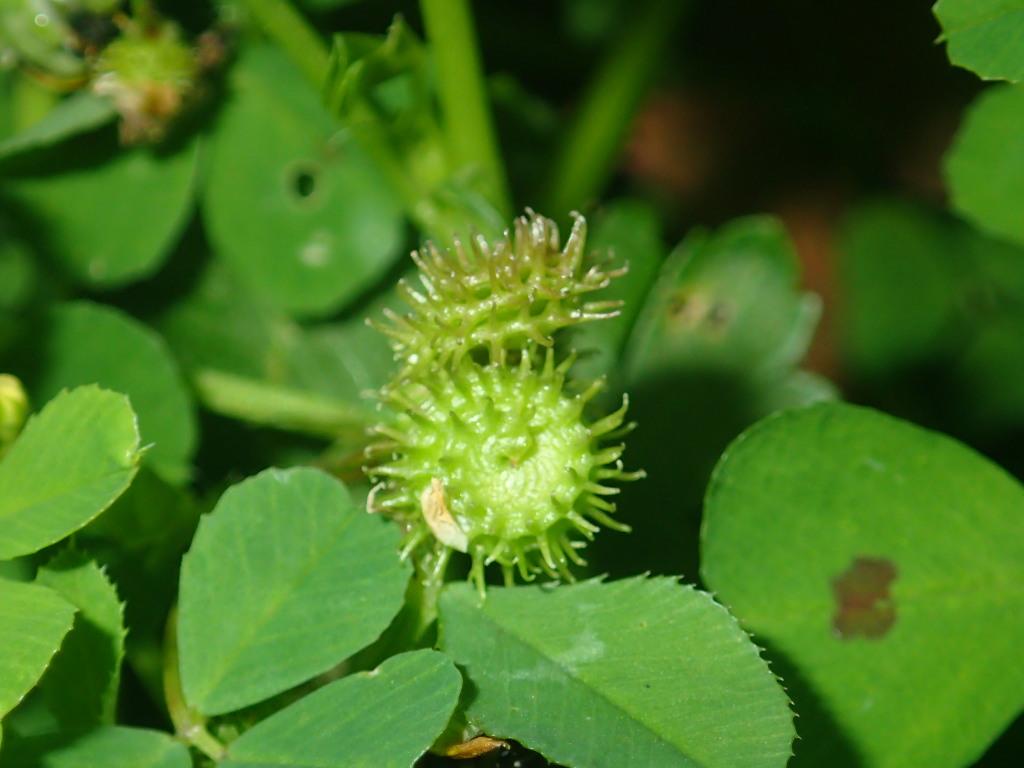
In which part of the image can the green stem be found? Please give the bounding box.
[384,561,446,655]
[544,0,687,218]
[236,0,330,89]
[419,0,513,219]
[163,607,226,762]
[192,369,371,440]
[406,546,450,642]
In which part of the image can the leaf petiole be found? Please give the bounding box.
[162,607,226,762]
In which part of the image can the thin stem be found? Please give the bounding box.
[419,0,513,219]
[388,559,447,653]
[544,0,687,219]
[192,369,371,440]
[163,607,226,762]
[388,546,450,652]
[236,0,330,90]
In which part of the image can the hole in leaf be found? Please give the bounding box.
[284,161,324,204]
[294,170,317,197]
[831,555,898,640]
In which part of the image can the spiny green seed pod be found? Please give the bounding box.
[371,210,624,376]
[367,351,640,593]
[91,19,198,144]
[366,211,642,594]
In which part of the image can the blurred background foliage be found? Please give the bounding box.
[3,0,1024,764]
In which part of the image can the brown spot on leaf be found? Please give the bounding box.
[832,556,898,640]
[666,290,733,335]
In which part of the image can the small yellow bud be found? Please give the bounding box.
[0,374,30,452]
